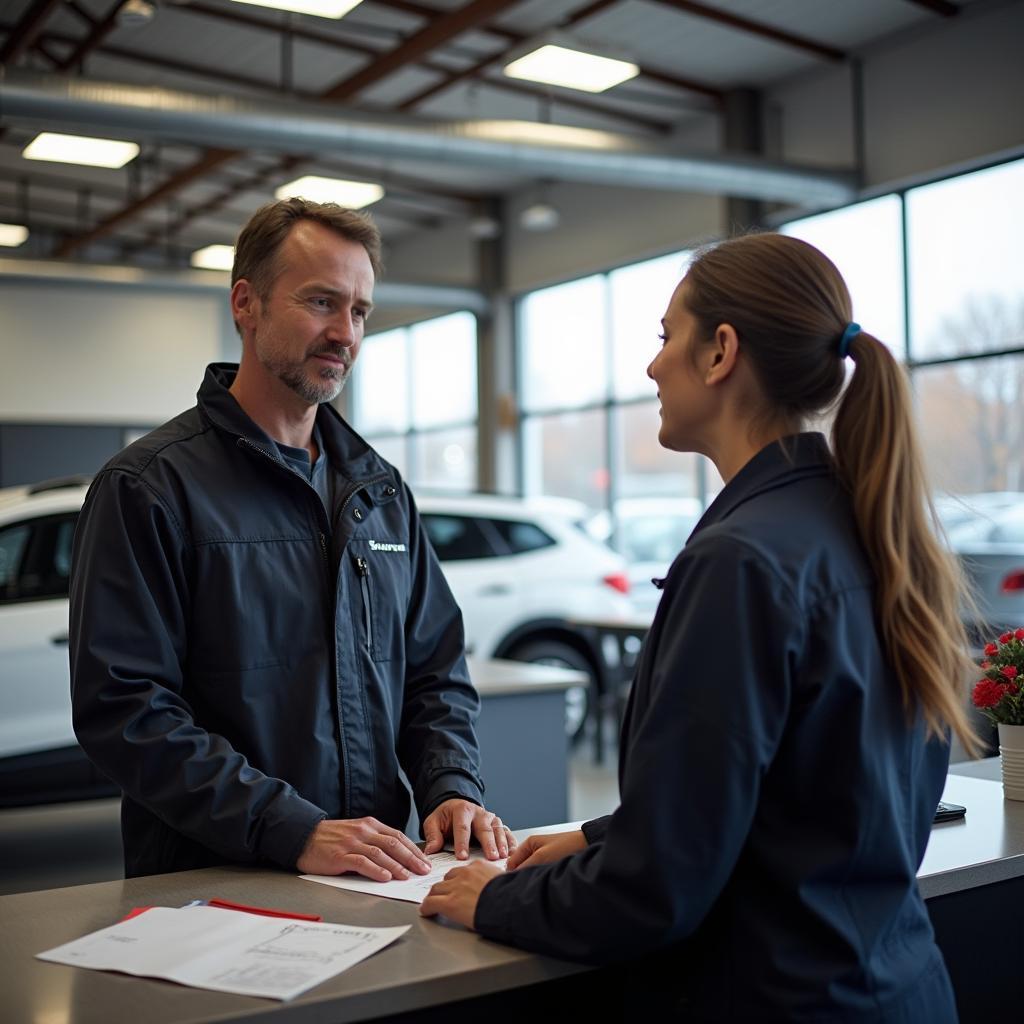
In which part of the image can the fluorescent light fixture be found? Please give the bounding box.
[191,244,235,271]
[228,0,364,19]
[275,175,384,209]
[504,43,639,94]
[0,223,28,247]
[23,132,139,169]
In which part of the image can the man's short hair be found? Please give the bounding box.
[231,197,383,304]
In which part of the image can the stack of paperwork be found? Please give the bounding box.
[37,904,408,1001]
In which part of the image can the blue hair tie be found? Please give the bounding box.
[838,321,860,359]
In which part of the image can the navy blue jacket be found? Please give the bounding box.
[70,364,483,877]
[476,434,956,1022]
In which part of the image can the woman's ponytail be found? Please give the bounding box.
[832,332,979,754]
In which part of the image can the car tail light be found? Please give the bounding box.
[1001,570,1024,593]
[602,572,630,595]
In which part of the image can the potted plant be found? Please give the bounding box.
[973,629,1024,799]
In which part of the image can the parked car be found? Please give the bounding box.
[0,480,631,806]
[944,496,1024,644]
[586,497,703,617]
[416,493,635,740]
[0,477,108,807]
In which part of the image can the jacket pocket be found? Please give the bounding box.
[349,544,409,663]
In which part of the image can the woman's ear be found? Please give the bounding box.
[705,323,740,385]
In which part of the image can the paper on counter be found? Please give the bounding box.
[301,850,506,904]
[36,904,408,1001]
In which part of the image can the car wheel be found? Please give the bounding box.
[506,640,593,744]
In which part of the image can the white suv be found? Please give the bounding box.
[0,481,632,805]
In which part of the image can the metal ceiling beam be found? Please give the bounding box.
[51,146,242,258]
[172,3,671,129]
[58,0,130,72]
[320,0,523,101]
[395,0,722,110]
[0,0,63,65]
[28,0,635,258]
[650,0,847,63]
[0,73,858,207]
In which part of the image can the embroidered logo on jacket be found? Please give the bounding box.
[369,539,407,553]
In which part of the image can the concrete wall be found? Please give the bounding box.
[0,279,238,425]
[768,0,1024,189]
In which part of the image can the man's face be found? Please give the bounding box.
[241,220,375,405]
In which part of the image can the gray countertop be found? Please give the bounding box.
[1,845,588,1024]
[918,758,1024,898]
[5,762,1022,1023]
[466,656,587,696]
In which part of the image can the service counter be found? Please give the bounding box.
[2,762,1020,1023]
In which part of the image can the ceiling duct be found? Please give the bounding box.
[0,73,857,207]
[0,257,489,312]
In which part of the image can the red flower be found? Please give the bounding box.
[1010,684,1020,695]
[1015,628,1024,640]
[1000,632,1014,644]
[985,643,999,656]
[974,679,1011,708]
[1002,666,1019,680]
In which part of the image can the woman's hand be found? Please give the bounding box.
[419,860,503,929]
[506,829,586,870]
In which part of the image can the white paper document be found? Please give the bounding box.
[301,850,506,904]
[36,904,409,1001]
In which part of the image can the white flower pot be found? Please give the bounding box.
[998,723,1024,800]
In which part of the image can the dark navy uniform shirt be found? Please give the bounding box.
[476,433,957,1022]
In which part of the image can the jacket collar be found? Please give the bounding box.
[197,362,395,483]
[691,432,834,539]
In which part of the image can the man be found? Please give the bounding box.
[70,197,511,879]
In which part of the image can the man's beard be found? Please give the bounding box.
[256,334,352,405]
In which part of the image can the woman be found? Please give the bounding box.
[420,233,976,1021]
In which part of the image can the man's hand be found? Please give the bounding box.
[506,829,586,870]
[422,799,517,861]
[419,860,503,929]
[295,818,432,880]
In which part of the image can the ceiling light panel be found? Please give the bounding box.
[503,44,639,94]
[275,175,384,209]
[23,132,140,169]
[227,0,364,19]
[191,244,235,271]
[0,223,28,247]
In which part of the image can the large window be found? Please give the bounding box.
[907,160,1024,362]
[350,311,477,489]
[782,195,905,358]
[518,250,717,575]
[779,156,1024,507]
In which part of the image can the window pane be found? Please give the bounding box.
[353,328,409,433]
[614,400,697,500]
[421,514,495,561]
[523,408,607,509]
[782,195,905,359]
[410,312,477,428]
[915,354,1024,495]
[488,519,555,555]
[520,275,608,413]
[609,251,689,401]
[411,428,477,491]
[366,435,408,478]
[907,159,1024,360]
[0,523,29,593]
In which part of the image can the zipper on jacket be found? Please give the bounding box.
[353,555,373,652]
